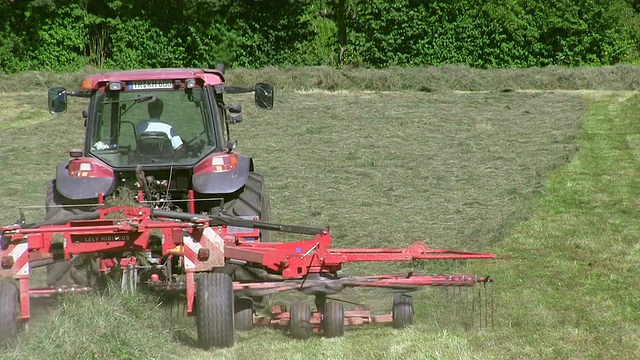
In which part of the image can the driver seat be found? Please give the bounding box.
[136,131,175,157]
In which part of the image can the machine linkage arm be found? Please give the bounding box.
[151,209,327,235]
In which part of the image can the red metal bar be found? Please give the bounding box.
[186,271,195,315]
[188,190,195,214]
[28,287,93,298]
[19,277,30,320]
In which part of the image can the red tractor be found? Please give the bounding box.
[44,66,274,288]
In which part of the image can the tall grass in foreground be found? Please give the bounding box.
[5,291,189,360]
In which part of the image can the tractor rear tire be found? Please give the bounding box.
[44,180,98,288]
[196,273,234,349]
[46,256,98,288]
[222,172,272,242]
[46,261,73,287]
[0,281,19,346]
[322,301,345,338]
[222,172,272,309]
[44,180,85,223]
[392,295,414,329]
[234,297,254,331]
[289,301,312,340]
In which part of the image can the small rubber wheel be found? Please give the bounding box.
[196,273,235,349]
[322,301,344,338]
[392,295,414,329]
[0,281,19,346]
[234,297,254,331]
[289,301,312,340]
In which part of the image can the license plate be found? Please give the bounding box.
[129,80,174,90]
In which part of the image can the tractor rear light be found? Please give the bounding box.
[1,256,13,269]
[211,157,225,166]
[185,78,197,89]
[67,159,113,178]
[78,163,92,171]
[194,153,240,174]
[209,154,238,172]
[197,248,210,261]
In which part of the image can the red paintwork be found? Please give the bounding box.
[0,206,495,321]
[80,68,225,90]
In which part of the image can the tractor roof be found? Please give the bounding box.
[80,68,225,90]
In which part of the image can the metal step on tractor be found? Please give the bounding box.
[0,66,496,349]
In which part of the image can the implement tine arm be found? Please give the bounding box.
[151,209,496,279]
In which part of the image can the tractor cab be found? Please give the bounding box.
[48,68,273,168]
[45,68,274,213]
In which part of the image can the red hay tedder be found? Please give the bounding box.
[0,66,496,349]
[0,207,495,348]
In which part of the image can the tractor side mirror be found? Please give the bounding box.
[48,87,68,114]
[254,83,274,110]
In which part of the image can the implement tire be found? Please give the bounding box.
[289,301,312,340]
[0,281,19,346]
[392,295,414,329]
[234,297,254,331]
[322,301,345,338]
[196,273,234,349]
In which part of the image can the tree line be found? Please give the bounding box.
[1,0,639,74]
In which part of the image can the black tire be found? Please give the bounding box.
[44,180,98,288]
[221,172,272,308]
[392,295,414,329]
[289,301,312,340]
[46,255,98,288]
[46,261,73,287]
[234,297,254,331]
[44,180,87,223]
[222,172,272,242]
[322,301,344,338]
[0,281,19,346]
[196,273,234,349]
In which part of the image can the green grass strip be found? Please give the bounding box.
[468,94,640,359]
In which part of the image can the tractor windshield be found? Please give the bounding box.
[88,87,218,167]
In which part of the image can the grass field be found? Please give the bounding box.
[0,67,639,359]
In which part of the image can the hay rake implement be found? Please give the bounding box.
[0,206,495,348]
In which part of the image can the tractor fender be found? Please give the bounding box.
[192,155,252,194]
[55,163,116,201]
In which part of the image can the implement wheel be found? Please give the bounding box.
[392,295,414,329]
[0,281,19,346]
[322,301,344,338]
[234,297,254,331]
[289,301,312,340]
[196,273,234,349]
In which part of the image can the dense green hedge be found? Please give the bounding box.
[1,0,639,73]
